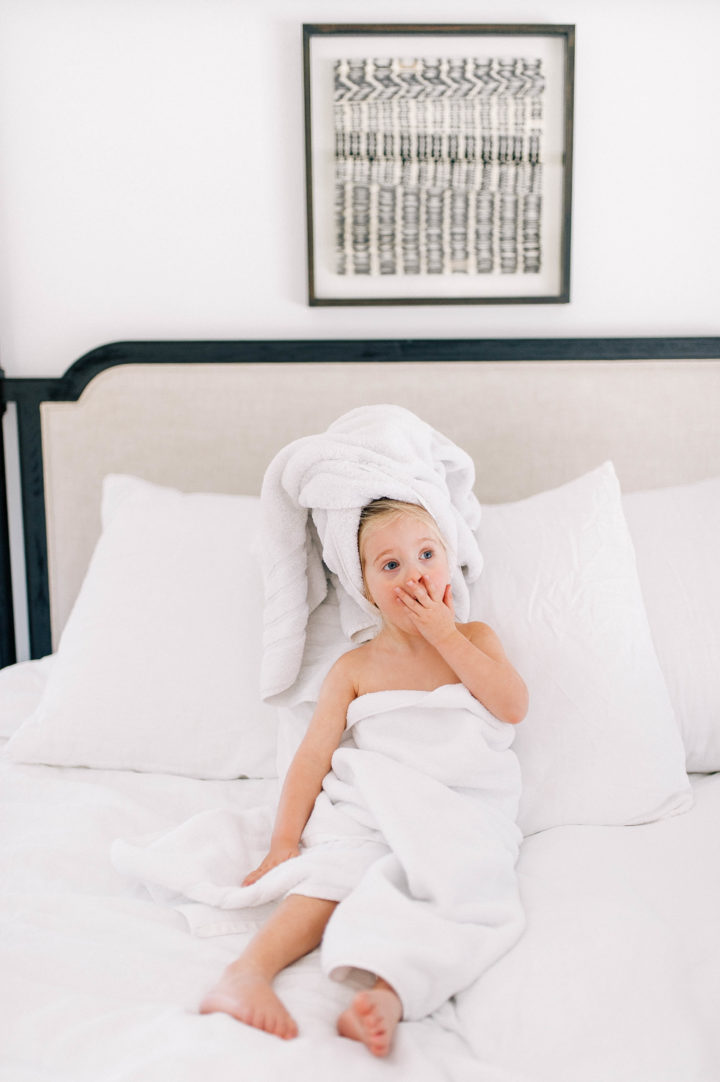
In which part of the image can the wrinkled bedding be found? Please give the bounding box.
[2,735,719,1082]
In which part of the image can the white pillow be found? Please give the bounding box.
[623,477,720,773]
[6,476,278,778]
[471,462,692,836]
[0,655,54,738]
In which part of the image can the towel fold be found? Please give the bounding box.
[260,405,483,701]
[112,684,524,1018]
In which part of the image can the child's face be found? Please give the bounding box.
[360,513,450,630]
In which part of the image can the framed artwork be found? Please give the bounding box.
[303,23,575,306]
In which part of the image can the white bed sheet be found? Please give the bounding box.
[1,739,718,1082]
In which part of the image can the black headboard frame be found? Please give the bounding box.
[2,336,720,669]
[0,363,15,668]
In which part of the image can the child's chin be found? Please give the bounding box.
[386,613,420,634]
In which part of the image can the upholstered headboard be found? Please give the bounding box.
[2,337,720,664]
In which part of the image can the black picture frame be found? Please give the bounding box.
[303,23,575,306]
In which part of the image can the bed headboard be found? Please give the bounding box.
[2,337,720,667]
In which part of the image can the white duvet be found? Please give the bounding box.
[2,736,719,1082]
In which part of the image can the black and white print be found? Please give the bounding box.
[333,56,545,277]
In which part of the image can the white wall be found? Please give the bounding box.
[0,0,719,378]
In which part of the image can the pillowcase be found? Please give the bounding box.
[471,462,692,836]
[0,655,54,739]
[6,476,278,778]
[623,476,720,773]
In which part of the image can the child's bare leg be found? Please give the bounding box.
[337,976,403,1057]
[199,894,337,1039]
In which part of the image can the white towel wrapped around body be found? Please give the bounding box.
[259,405,483,701]
[112,684,524,1020]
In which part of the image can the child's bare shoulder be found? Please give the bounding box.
[322,642,373,699]
[457,621,508,658]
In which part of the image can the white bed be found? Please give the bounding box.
[1,339,719,1082]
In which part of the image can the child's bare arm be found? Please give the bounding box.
[242,656,356,885]
[395,575,528,725]
[444,620,528,725]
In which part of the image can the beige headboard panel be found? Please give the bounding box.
[41,359,720,645]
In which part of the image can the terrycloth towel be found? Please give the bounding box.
[259,405,483,701]
[113,684,524,1020]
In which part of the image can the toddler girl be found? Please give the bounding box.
[200,498,527,1057]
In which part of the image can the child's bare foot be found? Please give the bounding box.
[337,981,402,1057]
[199,964,298,1039]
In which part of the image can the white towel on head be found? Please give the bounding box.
[259,404,483,701]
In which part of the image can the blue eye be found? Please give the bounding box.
[383,560,399,572]
[420,549,434,560]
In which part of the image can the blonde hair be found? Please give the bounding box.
[357,498,446,602]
